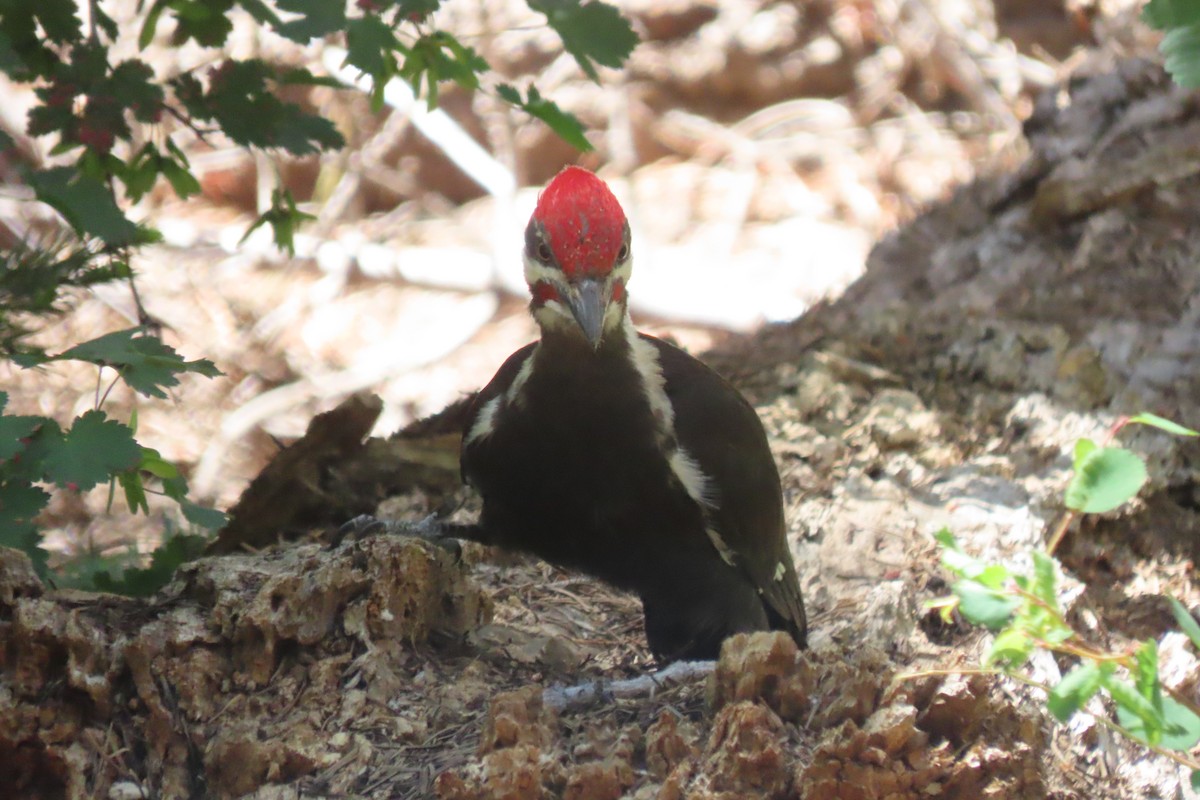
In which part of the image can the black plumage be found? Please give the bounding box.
[455,165,806,661]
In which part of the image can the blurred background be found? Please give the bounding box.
[0,0,1158,563]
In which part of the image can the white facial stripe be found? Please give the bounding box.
[524,252,631,292]
[532,300,575,332]
[465,395,502,445]
[602,299,624,335]
[528,249,629,348]
[524,254,563,288]
[603,262,630,336]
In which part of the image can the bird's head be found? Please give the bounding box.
[524,166,631,350]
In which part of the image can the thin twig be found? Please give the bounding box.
[1045,511,1077,555]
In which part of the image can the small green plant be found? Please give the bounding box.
[1144,0,1200,88]
[56,522,208,596]
[923,413,1200,787]
[0,330,226,579]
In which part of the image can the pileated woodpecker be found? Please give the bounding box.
[457,166,807,661]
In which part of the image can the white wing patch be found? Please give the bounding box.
[624,316,720,511]
[505,357,535,404]
[464,395,502,445]
[706,527,737,567]
[672,448,718,508]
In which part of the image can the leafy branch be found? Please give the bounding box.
[915,413,1200,787]
[0,0,637,594]
[0,329,227,580]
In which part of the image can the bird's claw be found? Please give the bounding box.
[338,514,397,540]
[337,513,461,558]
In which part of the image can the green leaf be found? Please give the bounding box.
[1036,616,1074,646]
[1143,0,1200,28]
[56,545,140,591]
[939,544,974,577]
[54,328,222,399]
[241,188,315,255]
[1048,661,1112,721]
[5,419,62,483]
[933,527,958,550]
[1064,446,1147,514]
[29,167,139,245]
[1160,699,1200,751]
[1143,0,1200,87]
[497,83,591,151]
[1169,597,1200,650]
[398,0,440,18]
[0,393,44,461]
[0,482,50,576]
[139,0,169,49]
[160,157,202,199]
[1115,691,1200,750]
[179,498,228,529]
[1191,769,1200,790]
[1106,676,1164,744]
[41,410,140,491]
[32,0,82,43]
[110,59,164,123]
[138,447,180,480]
[118,469,149,515]
[399,31,487,105]
[936,529,1009,586]
[275,0,347,42]
[238,0,285,28]
[169,0,236,47]
[1161,21,1200,88]
[278,67,346,89]
[985,626,1033,668]
[189,59,345,155]
[271,111,344,156]
[953,579,1020,630]
[1127,412,1199,437]
[1132,640,1160,703]
[93,5,119,40]
[158,471,226,529]
[345,15,399,79]
[975,563,1011,590]
[1031,550,1059,608]
[926,594,959,624]
[0,479,51,524]
[1072,437,1096,468]
[530,0,637,81]
[496,82,521,105]
[92,531,208,596]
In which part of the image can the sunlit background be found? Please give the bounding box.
[0,0,1156,562]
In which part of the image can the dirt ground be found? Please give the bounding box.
[4,1,1200,799]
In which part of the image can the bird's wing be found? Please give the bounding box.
[460,341,537,485]
[646,334,807,644]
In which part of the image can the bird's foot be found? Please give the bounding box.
[337,513,462,558]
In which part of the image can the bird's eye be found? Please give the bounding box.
[536,242,553,263]
[617,244,629,261]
